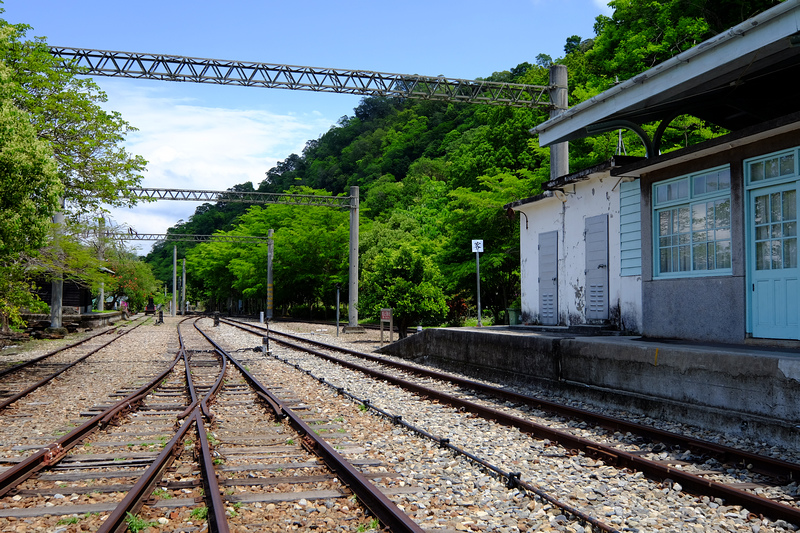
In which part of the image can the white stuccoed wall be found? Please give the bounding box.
[517,175,642,331]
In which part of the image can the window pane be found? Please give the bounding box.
[693,244,708,270]
[677,180,688,200]
[751,161,765,182]
[693,231,707,243]
[766,158,780,179]
[772,240,783,269]
[693,175,706,196]
[785,221,797,238]
[692,203,706,231]
[656,184,667,204]
[715,228,731,241]
[679,245,690,271]
[715,198,731,227]
[757,241,770,270]
[784,190,797,221]
[771,192,782,222]
[659,211,670,236]
[756,225,769,240]
[781,154,795,176]
[716,241,732,269]
[785,238,798,269]
[678,207,690,233]
[755,195,767,224]
[718,168,731,190]
[660,248,671,273]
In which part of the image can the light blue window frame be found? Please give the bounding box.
[652,166,732,278]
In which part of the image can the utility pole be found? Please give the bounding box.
[267,229,274,320]
[49,201,65,330]
[97,217,105,312]
[548,65,569,180]
[181,258,186,315]
[344,186,364,332]
[172,245,177,317]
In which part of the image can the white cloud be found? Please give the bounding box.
[101,82,340,253]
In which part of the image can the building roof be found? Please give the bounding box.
[532,0,800,147]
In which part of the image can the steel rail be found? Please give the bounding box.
[182,320,230,533]
[227,319,800,482]
[0,318,148,412]
[193,321,425,533]
[95,414,197,533]
[0,316,145,379]
[96,317,229,532]
[49,47,553,109]
[0,347,184,498]
[225,320,800,524]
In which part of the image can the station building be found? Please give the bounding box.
[508,0,800,344]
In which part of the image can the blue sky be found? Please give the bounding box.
[2,0,613,252]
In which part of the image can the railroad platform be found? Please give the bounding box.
[376,326,800,449]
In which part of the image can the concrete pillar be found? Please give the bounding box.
[548,64,569,180]
[97,217,105,312]
[267,229,274,320]
[181,258,186,315]
[49,205,65,330]
[172,245,177,317]
[346,186,361,331]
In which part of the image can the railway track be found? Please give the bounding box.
[0,317,427,532]
[222,317,800,531]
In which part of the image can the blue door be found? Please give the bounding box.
[749,184,799,339]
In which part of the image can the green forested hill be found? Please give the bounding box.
[146,0,781,325]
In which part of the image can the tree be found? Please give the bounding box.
[0,16,147,215]
[106,250,161,312]
[0,49,63,332]
[359,244,447,339]
[564,35,583,55]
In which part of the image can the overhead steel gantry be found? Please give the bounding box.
[107,233,267,243]
[48,47,554,109]
[129,188,351,209]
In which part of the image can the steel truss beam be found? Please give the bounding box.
[107,233,265,243]
[49,47,553,109]
[130,187,352,209]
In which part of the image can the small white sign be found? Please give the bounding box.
[471,240,484,253]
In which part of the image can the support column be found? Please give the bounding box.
[181,258,186,315]
[97,217,105,312]
[267,229,274,320]
[548,64,569,180]
[172,245,177,317]
[49,203,65,331]
[345,186,364,333]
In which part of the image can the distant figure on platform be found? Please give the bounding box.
[120,300,129,318]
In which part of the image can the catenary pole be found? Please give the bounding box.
[347,186,360,330]
[172,245,177,317]
[548,65,569,180]
[267,229,274,320]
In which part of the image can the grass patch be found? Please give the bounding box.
[191,506,208,520]
[125,512,158,533]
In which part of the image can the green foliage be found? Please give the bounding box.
[107,249,161,312]
[359,244,447,338]
[191,507,208,520]
[0,17,147,215]
[124,512,158,533]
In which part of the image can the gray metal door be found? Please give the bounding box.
[538,231,558,325]
[585,214,609,321]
